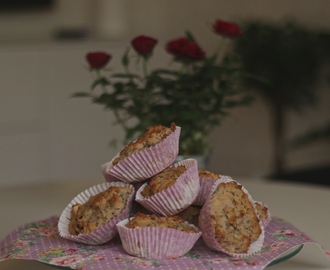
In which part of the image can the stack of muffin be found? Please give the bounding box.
[58,123,270,259]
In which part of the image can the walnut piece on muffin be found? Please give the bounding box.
[255,201,269,220]
[140,165,186,198]
[255,201,271,228]
[126,212,197,233]
[112,122,176,166]
[209,181,262,253]
[68,185,132,235]
[198,169,219,179]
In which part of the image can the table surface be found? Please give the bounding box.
[0,177,330,270]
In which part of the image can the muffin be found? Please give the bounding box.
[177,205,201,227]
[116,212,202,259]
[68,185,132,235]
[102,123,180,183]
[135,158,199,216]
[140,165,186,198]
[255,201,271,229]
[193,169,231,206]
[58,182,134,245]
[199,178,264,256]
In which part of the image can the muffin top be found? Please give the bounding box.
[68,185,132,235]
[112,123,176,165]
[209,181,262,253]
[140,165,186,198]
[198,169,220,180]
[126,212,197,233]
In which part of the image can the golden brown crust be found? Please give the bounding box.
[68,185,132,235]
[209,181,262,253]
[112,123,176,165]
[126,212,197,233]
[198,169,219,180]
[140,165,186,197]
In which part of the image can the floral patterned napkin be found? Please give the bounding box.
[0,216,329,270]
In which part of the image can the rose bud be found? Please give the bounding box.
[86,52,111,69]
[166,37,205,61]
[131,35,158,56]
[185,41,205,60]
[212,19,243,37]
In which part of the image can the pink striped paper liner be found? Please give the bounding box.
[116,218,202,259]
[101,126,181,183]
[135,158,199,216]
[193,174,232,206]
[58,182,134,245]
[199,178,265,257]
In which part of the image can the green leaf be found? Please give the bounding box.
[185,31,196,42]
[122,48,130,67]
[111,73,140,79]
[289,121,330,149]
[71,92,92,98]
[91,77,110,90]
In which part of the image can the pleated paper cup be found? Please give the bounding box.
[135,158,200,216]
[116,218,202,259]
[102,126,181,183]
[199,178,265,257]
[193,174,232,206]
[58,182,134,245]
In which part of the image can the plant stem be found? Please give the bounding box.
[213,37,226,62]
[94,69,129,133]
[124,63,130,74]
[113,108,129,131]
[142,57,148,78]
[96,69,107,93]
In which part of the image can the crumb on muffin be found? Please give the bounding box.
[126,212,197,233]
[198,169,219,180]
[255,201,269,220]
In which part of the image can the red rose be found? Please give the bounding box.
[212,19,243,37]
[131,35,158,56]
[166,37,205,60]
[86,52,111,69]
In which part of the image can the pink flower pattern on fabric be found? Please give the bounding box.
[0,215,328,270]
[50,254,83,267]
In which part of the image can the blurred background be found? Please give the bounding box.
[0,0,329,187]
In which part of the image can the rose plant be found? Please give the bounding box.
[73,19,252,155]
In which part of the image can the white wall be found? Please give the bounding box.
[2,1,330,42]
[0,1,330,187]
[0,42,126,186]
